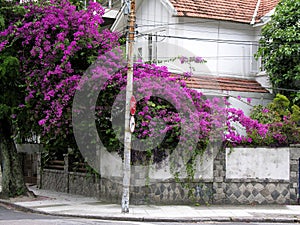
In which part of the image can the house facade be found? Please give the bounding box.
[112,0,280,111]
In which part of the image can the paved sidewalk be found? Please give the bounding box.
[1,186,300,223]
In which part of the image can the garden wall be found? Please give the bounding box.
[40,145,300,205]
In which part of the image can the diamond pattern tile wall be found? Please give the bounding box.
[225,182,290,204]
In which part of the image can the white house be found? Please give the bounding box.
[112,0,279,112]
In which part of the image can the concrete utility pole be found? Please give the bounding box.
[121,0,135,213]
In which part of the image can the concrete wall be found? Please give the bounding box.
[41,169,67,193]
[226,147,290,180]
[40,146,300,205]
[222,147,292,204]
[99,149,214,187]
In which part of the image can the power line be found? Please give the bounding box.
[122,63,300,93]
[138,25,263,38]
[133,56,300,62]
[115,27,261,46]
[115,23,263,39]
[112,16,264,38]
[136,18,219,27]
[135,17,266,34]
[135,17,258,31]
[137,33,259,46]
[139,26,262,37]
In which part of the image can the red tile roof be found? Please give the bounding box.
[169,0,279,23]
[257,0,280,21]
[184,76,269,93]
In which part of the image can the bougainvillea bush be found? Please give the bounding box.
[0,0,228,162]
[93,61,228,164]
[0,0,119,150]
[247,94,300,147]
[225,94,300,147]
[1,0,299,171]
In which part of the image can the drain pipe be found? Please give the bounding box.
[251,0,261,25]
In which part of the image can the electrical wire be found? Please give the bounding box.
[126,63,300,94]
[113,21,264,40]
[137,33,259,46]
[135,17,261,31]
[143,55,300,60]
[138,25,264,38]
[111,13,265,36]
[114,22,262,46]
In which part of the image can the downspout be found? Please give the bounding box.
[251,0,261,25]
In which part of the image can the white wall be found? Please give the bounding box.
[99,146,291,186]
[135,1,263,79]
[227,91,273,115]
[226,147,290,180]
[99,146,215,186]
[135,0,178,61]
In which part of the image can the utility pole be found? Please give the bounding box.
[121,0,135,213]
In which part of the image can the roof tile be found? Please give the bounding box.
[183,76,269,93]
[169,0,279,23]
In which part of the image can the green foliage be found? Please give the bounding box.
[256,0,300,105]
[291,104,300,122]
[0,1,26,28]
[0,1,27,121]
[69,0,102,9]
[251,94,291,123]
[69,0,87,9]
[249,94,300,146]
[0,104,10,119]
[0,14,4,29]
[0,54,21,119]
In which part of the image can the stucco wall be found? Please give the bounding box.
[40,146,300,205]
[99,148,214,187]
[226,147,290,180]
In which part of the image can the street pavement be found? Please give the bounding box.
[0,186,300,223]
[1,205,299,225]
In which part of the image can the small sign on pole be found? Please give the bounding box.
[129,116,135,133]
[130,95,136,116]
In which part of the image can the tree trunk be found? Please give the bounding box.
[0,117,29,198]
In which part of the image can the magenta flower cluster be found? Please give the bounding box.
[0,0,119,138]
[1,0,297,151]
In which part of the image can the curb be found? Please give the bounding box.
[1,199,300,223]
[0,199,44,215]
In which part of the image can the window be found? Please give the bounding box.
[137,47,143,61]
[251,42,265,73]
[148,35,153,61]
[148,34,157,62]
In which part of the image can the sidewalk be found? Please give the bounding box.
[1,185,300,223]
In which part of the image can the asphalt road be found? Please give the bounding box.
[1,205,300,225]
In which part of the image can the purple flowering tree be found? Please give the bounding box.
[2,0,297,200]
[0,0,119,197]
[0,0,30,198]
